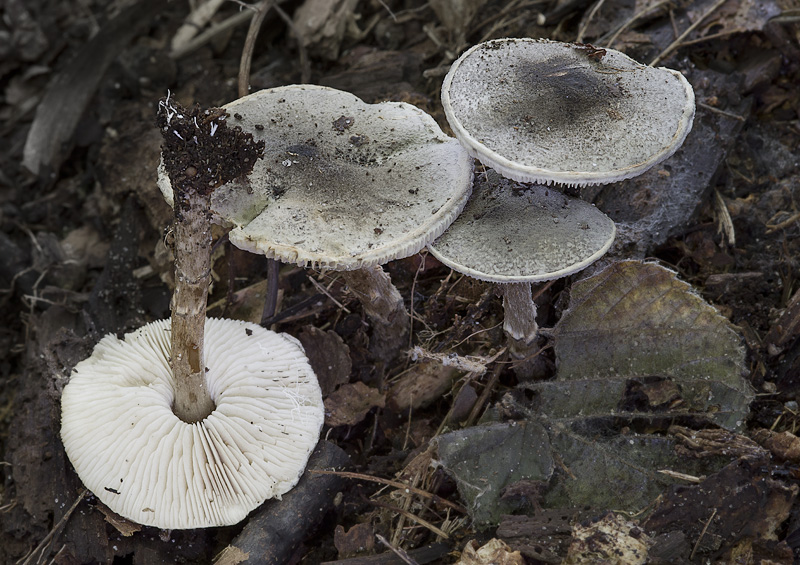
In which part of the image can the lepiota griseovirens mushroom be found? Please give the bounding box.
[430,38,695,376]
[61,97,324,529]
[157,85,473,360]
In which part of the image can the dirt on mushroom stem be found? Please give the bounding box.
[156,97,265,423]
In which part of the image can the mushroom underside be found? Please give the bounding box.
[61,318,324,530]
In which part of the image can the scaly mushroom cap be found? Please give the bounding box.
[428,170,616,282]
[441,38,695,187]
[61,318,324,530]
[158,85,474,270]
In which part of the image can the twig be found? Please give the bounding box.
[375,0,398,22]
[576,0,608,43]
[271,3,311,83]
[697,101,745,121]
[677,29,740,48]
[238,0,273,97]
[371,500,449,540]
[450,321,503,350]
[690,508,717,559]
[375,533,420,565]
[657,469,704,483]
[308,276,352,314]
[408,250,427,353]
[309,470,467,514]
[171,0,227,54]
[464,357,505,427]
[650,0,729,65]
[605,0,669,49]
[171,9,256,58]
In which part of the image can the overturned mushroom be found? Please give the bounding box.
[429,170,615,376]
[61,318,324,529]
[441,38,695,186]
[61,100,325,529]
[159,85,473,358]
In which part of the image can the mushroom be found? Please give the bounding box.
[428,170,615,375]
[61,99,325,529]
[158,85,473,358]
[441,38,695,187]
[61,318,324,529]
[434,38,695,374]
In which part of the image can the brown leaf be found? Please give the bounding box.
[297,325,352,396]
[644,456,798,555]
[691,0,781,37]
[334,523,374,558]
[564,513,652,565]
[457,539,525,565]
[293,0,358,60]
[387,360,458,413]
[752,429,800,463]
[324,382,385,427]
[97,503,141,537]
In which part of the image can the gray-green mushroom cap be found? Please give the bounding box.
[441,38,695,187]
[428,170,616,282]
[158,85,474,270]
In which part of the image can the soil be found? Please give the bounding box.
[1,0,799,563]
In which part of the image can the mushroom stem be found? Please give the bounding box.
[342,266,409,360]
[501,282,545,380]
[157,99,264,424]
[171,192,216,423]
[501,282,538,344]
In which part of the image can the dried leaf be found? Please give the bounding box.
[297,325,352,397]
[387,359,458,413]
[324,382,385,427]
[541,423,728,512]
[334,523,374,558]
[293,0,359,60]
[223,280,268,325]
[751,429,800,463]
[644,456,798,559]
[457,538,525,565]
[97,503,142,537]
[548,261,753,430]
[564,513,652,565]
[691,0,781,37]
[429,0,489,47]
[436,421,553,525]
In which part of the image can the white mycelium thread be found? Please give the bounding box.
[61,318,324,529]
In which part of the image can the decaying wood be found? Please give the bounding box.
[215,441,350,565]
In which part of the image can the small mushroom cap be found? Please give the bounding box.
[428,170,616,282]
[441,38,695,187]
[61,318,324,530]
[158,85,473,270]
